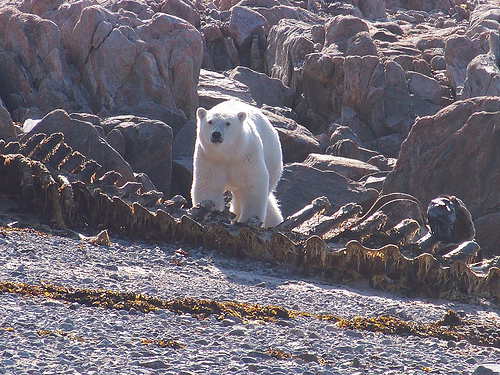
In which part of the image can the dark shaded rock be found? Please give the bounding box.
[325,3,363,18]
[474,213,500,257]
[372,30,399,43]
[327,138,379,163]
[407,71,441,105]
[265,19,315,93]
[171,120,196,202]
[343,57,412,139]
[275,163,379,218]
[104,116,173,196]
[301,52,345,125]
[24,109,135,185]
[444,35,483,96]
[156,0,200,27]
[0,100,16,140]
[345,31,378,57]
[471,363,500,375]
[324,15,369,51]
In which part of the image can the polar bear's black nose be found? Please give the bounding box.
[211,131,222,143]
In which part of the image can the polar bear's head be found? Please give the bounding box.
[196,106,247,152]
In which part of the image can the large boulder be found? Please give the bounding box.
[324,15,369,51]
[263,109,321,163]
[70,6,203,120]
[0,6,82,121]
[382,97,500,254]
[0,3,203,124]
[104,116,173,196]
[197,69,255,109]
[358,0,386,19]
[24,109,136,185]
[265,19,315,93]
[225,6,269,48]
[461,54,500,99]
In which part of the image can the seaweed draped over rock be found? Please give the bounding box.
[0,132,499,302]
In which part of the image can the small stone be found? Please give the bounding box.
[139,359,169,369]
[240,356,257,363]
[222,319,236,327]
[291,328,306,338]
[351,357,361,367]
[228,328,246,336]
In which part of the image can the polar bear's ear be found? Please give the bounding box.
[237,112,247,123]
[197,108,207,121]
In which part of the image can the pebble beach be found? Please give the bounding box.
[1,229,499,374]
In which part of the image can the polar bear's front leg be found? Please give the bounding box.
[191,155,226,211]
[235,181,269,224]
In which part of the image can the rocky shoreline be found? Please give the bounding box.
[1,228,499,374]
[1,0,500,373]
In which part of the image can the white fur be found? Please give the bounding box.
[191,100,283,227]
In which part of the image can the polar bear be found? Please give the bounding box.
[191,100,283,227]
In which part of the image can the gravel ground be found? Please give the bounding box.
[0,228,499,375]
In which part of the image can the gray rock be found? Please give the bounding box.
[461,54,500,100]
[275,163,378,218]
[472,364,500,375]
[24,109,136,185]
[303,154,380,181]
[228,67,293,108]
[0,100,16,140]
[104,115,173,196]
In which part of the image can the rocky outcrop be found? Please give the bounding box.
[382,96,500,254]
[0,2,203,123]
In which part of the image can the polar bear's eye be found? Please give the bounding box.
[208,120,213,124]
[225,122,231,126]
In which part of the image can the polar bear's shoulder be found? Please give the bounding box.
[210,100,257,115]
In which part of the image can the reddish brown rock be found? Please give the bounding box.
[265,19,315,92]
[358,0,386,19]
[324,15,369,50]
[225,6,269,48]
[70,6,203,120]
[461,54,500,99]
